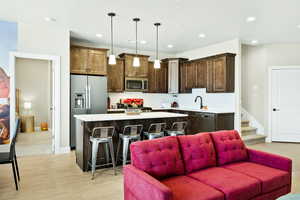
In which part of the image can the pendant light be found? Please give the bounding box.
[154,23,161,69]
[108,12,116,65]
[133,18,140,67]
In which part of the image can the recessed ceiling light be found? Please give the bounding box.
[251,40,258,45]
[297,25,300,29]
[140,40,147,44]
[167,44,174,48]
[246,16,256,23]
[44,17,56,22]
[96,34,103,38]
[198,33,206,38]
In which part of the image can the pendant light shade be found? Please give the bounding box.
[154,59,160,69]
[133,56,140,67]
[154,23,161,69]
[133,18,140,67]
[109,54,116,65]
[108,12,116,65]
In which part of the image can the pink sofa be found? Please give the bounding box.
[124,130,292,200]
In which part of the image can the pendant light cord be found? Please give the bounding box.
[156,24,158,60]
[135,20,138,55]
[111,15,114,55]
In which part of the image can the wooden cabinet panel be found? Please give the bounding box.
[195,60,207,88]
[180,62,195,93]
[148,61,168,93]
[120,54,149,78]
[70,46,108,75]
[70,47,88,74]
[206,54,235,93]
[107,59,124,92]
[159,62,168,93]
[179,62,188,93]
[87,49,107,75]
[148,62,156,92]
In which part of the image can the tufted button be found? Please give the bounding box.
[206,139,209,143]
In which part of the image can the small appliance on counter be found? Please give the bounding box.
[171,101,179,108]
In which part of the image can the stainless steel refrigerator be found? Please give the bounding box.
[70,75,107,149]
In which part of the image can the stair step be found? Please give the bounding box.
[241,127,257,136]
[242,134,266,145]
[241,120,250,127]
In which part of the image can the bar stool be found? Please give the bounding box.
[167,121,187,136]
[88,126,116,179]
[144,123,167,140]
[116,124,143,166]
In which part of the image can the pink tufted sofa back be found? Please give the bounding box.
[130,130,248,178]
[130,136,185,179]
[177,133,216,173]
[210,130,248,165]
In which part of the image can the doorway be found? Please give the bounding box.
[10,52,61,154]
[15,58,52,155]
[270,67,300,142]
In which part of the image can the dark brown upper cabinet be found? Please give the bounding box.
[70,45,108,75]
[119,53,149,78]
[148,61,168,93]
[107,58,125,92]
[180,53,235,93]
[206,53,235,93]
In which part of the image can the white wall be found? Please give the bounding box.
[176,39,242,131]
[242,43,300,137]
[17,22,70,151]
[16,58,51,127]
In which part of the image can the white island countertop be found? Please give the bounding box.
[74,112,188,122]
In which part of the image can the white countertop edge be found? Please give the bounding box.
[74,112,188,122]
[107,107,234,114]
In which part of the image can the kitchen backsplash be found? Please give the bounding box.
[108,88,235,111]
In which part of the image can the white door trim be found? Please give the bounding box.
[9,52,62,154]
[268,65,300,142]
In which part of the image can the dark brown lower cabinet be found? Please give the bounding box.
[165,110,234,134]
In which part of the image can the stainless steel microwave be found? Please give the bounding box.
[125,78,148,92]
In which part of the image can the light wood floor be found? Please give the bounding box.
[0,142,299,200]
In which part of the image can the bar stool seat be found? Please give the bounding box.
[88,126,116,179]
[144,123,167,140]
[116,125,143,166]
[166,121,187,136]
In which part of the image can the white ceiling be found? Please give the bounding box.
[1,0,300,53]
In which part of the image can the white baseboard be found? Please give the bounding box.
[241,108,265,135]
[56,146,71,154]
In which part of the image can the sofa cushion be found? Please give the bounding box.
[188,167,261,200]
[161,176,224,200]
[210,130,248,165]
[224,162,290,193]
[177,133,216,173]
[130,136,185,179]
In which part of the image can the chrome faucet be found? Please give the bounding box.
[194,96,204,109]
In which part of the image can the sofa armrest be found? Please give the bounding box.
[247,148,292,172]
[124,165,172,200]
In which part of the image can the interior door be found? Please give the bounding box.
[87,76,107,114]
[271,68,300,142]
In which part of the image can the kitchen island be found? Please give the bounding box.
[74,112,188,171]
